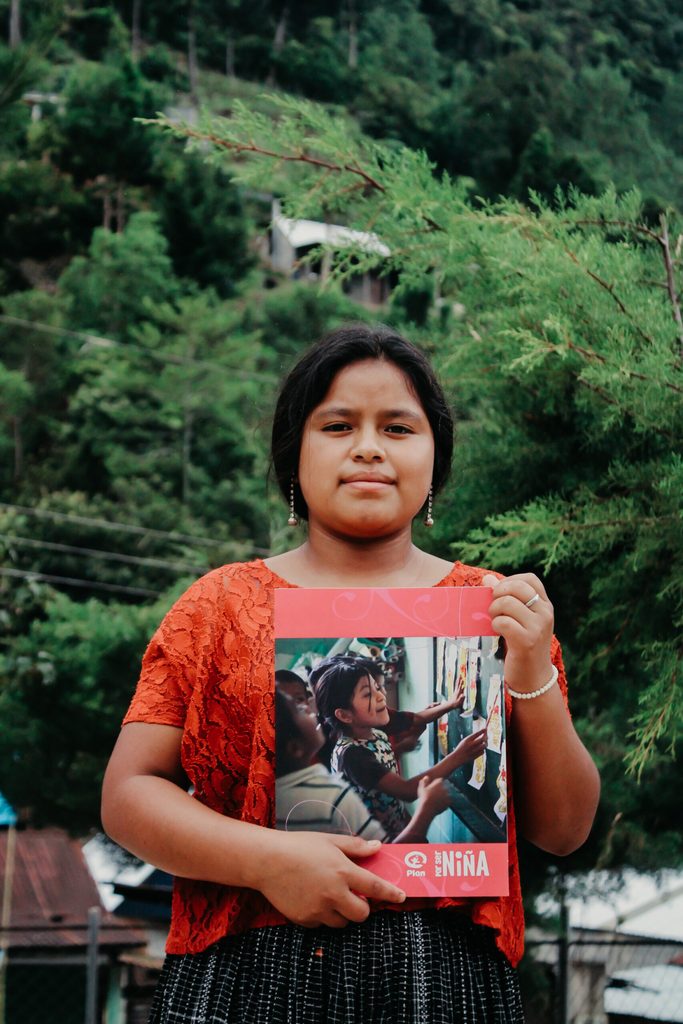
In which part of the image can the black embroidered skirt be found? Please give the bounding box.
[148,910,524,1024]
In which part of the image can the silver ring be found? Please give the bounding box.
[525,592,540,609]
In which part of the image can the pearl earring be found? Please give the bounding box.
[424,487,434,528]
[288,477,298,527]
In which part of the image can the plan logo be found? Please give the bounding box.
[404,850,428,876]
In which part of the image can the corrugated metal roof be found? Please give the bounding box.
[0,828,144,951]
[538,870,683,943]
[273,214,390,256]
[604,965,683,1022]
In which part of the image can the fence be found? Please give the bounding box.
[519,929,683,1024]
[0,909,159,1024]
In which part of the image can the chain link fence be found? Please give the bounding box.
[0,908,150,1024]
[520,929,683,1024]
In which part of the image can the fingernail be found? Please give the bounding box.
[396,890,406,901]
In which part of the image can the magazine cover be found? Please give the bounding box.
[274,587,508,898]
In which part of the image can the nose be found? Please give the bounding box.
[351,426,385,462]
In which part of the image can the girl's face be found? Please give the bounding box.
[287,693,323,758]
[336,674,390,732]
[298,359,435,539]
[278,678,317,715]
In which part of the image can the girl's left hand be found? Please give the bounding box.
[483,573,555,694]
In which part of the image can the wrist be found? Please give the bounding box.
[408,802,432,835]
[238,824,284,891]
[505,657,555,694]
[508,664,558,701]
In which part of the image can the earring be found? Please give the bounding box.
[288,477,299,527]
[424,487,434,528]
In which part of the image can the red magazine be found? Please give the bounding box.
[274,587,508,898]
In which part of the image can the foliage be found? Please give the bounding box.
[0,578,174,829]
[59,211,179,339]
[153,147,252,296]
[0,159,95,290]
[36,51,162,184]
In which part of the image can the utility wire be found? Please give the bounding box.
[0,314,279,383]
[0,566,161,599]
[0,502,269,555]
[0,534,209,575]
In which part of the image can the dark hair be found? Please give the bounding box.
[274,688,303,776]
[308,654,357,693]
[314,658,376,736]
[275,669,310,692]
[271,323,454,520]
[365,661,386,683]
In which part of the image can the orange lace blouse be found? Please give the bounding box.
[123,559,569,966]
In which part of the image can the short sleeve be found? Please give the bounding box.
[339,745,390,791]
[550,635,570,714]
[122,571,223,728]
[385,709,415,735]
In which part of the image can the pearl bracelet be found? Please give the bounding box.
[507,664,558,700]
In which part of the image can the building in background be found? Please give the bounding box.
[266,199,393,307]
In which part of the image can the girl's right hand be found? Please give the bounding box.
[416,776,451,816]
[256,832,406,928]
[453,728,487,766]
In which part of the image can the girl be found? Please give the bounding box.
[314,658,485,840]
[101,323,600,1023]
[275,686,452,844]
[308,652,462,769]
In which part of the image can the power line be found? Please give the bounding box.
[0,502,269,555]
[0,534,209,575]
[0,314,279,383]
[0,566,161,599]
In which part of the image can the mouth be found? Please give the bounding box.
[341,473,395,490]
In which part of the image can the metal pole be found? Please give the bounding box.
[0,825,17,1024]
[557,881,570,1024]
[84,906,101,1024]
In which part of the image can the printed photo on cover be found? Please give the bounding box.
[274,634,507,847]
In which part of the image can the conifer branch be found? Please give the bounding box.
[564,340,682,394]
[563,246,654,347]
[157,123,448,234]
[172,123,387,192]
[572,219,661,243]
[573,216,683,352]
[659,215,683,353]
[626,647,680,781]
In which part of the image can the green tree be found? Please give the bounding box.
[154,148,251,296]
[0,580,173,829]
[0,159,95,293]
[39,50,160,184]
[0,288,71,491]
[59,211,180,340]
[0,361,32,483]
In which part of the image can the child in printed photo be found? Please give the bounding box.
[314,657,487,840]
[275,685,452,844]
